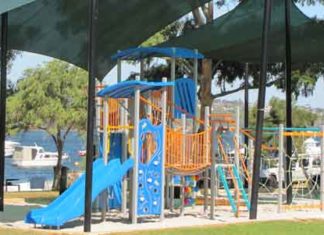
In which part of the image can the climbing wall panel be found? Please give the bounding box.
[137,119,163,216]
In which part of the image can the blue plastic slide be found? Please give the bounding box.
[25,158,134,227]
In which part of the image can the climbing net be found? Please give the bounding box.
[238,128,323,212]
[280,130,322,211]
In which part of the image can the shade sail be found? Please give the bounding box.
[0,0,35,14]
[163,0,324,64]
[97,80,174,98]
[6,0,210,80]
[111,47,204,61]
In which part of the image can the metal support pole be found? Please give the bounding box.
[147,91,152,120]
[204,106,210,213]
[140,59,144,81]
[0,12,8,212]
[249,0,272,220]
[285,0,293,205]
[244,63,249,188]
[171,51,176,121]
[180,114,186,216]
[166,174,171,209]
[278,124,284,213]
[103,99,109,164]
[210,124,216,220]
[180,176,185,216]
[121,99,128,215]
[193,49,199,133]
[235,106,240,172]
[117,57,122,83]
[234,106,240,210]
[117,56,128,214]
[101,98,109,221]
[244,63,249,148]
[170,175,174,212]
[84,0,98,231]
[160,77,167,220]
[248,139,254,200]
[131,75,140,224]
[320,125,324,211]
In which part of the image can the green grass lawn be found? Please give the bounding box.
[119,220,324,235]
[5,191,58,205]
[1,220,324,235]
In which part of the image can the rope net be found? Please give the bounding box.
[165,128,211,175]
[280,130,322,211]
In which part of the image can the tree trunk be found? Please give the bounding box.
[199,58,214,121]
[52,136,64,191]
[196,2,214,121]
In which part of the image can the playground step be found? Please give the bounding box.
[216,166,251,213]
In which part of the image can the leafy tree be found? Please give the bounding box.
[5,50,21,95]
[7,60,88,190]
[138,0,324,124]
[249,97,318,128]
[249,97,318,151]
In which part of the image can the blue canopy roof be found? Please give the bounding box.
[111,47,204,61]
[97,80,174,98]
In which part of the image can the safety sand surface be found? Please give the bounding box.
[2,205,324,234]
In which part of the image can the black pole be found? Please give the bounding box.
[249,0,272,220]
[244,63,249,187]
[285,0,293,205]
[0,13,8,212]
[244,63,249,147]
[84,0,98,232]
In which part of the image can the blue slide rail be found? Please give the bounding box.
[25,158,134,227]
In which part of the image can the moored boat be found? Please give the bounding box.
[12,144,69,167]
[5,140,20,158]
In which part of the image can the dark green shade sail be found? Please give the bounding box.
[6,0,210,80]
[164,0,324,64]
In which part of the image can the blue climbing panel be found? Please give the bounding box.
[137,119,163,216]
[174,77,196,119]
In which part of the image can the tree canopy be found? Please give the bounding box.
[249,97,318,128]
[7,60,88,189]
[138,0,324,109]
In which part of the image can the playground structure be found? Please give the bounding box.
[24,47,324,228]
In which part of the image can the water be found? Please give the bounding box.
[5,130,85,181]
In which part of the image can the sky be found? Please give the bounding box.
[8,1,324,109]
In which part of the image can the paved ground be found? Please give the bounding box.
[1,203,324,234]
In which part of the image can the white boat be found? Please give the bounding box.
[12,144,69,167]
[5,140,20,158]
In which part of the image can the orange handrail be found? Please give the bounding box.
[233,136,251,183]
[240,129,277,151]
[283,131,324,137]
